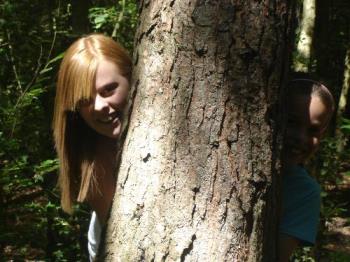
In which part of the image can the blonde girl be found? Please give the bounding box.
[53,34,132,260]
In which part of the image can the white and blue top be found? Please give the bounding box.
[88,211,102,261]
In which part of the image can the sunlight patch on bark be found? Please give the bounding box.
[338,49,350,112]
[336,49,350,153]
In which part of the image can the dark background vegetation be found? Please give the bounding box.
[0,0,349,260]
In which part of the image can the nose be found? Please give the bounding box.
[94,95,109,112]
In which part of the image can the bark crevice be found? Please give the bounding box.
[180,234,197,262]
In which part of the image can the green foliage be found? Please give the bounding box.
[89,0,137,50]
[328,251,350,262]
[309,117,350,260]
[89,7,113,30]
[340,117,350,134]
[34,159,59,183]
[292,247,315,262]
[0,1,75,259]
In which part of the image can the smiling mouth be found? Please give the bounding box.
[98,113,122,124]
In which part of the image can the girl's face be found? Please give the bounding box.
[79,59,130,139]
[283,94,330,166]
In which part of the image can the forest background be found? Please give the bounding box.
[0,0,349,261]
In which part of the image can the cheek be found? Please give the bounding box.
[122,83,130,97]
[120,88,129,102]
[113,87,129,105]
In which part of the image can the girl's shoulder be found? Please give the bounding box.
[283,165,321,196]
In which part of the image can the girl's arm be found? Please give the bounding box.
[279,234,299,262]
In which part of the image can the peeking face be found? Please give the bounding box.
[79,60,130,139]
[283,94,330,166]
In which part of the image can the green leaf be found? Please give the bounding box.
[94,14,108,24]
[34,159,59,176]
[39,66,53,75]
[46,52,64,65]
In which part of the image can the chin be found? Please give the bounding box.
[100,123,122,139]
[109,133,120,139]
[102,130,120,139]
[112,126,122,137]
[95,129,120,140]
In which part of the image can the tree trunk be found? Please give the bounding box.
[103,1,292,260]
[336,48,350,153]
[344,48,350,120]
[313,0,350,106]
[313,0,330,79]
[293,0,316,72]
[71,0,91,35]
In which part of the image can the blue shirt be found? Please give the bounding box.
[280,165,321,245]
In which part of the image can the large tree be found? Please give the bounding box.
[103,0,293,260]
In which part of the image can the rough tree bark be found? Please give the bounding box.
[103,1,292,261]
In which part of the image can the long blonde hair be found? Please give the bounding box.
[53,34,132,213]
